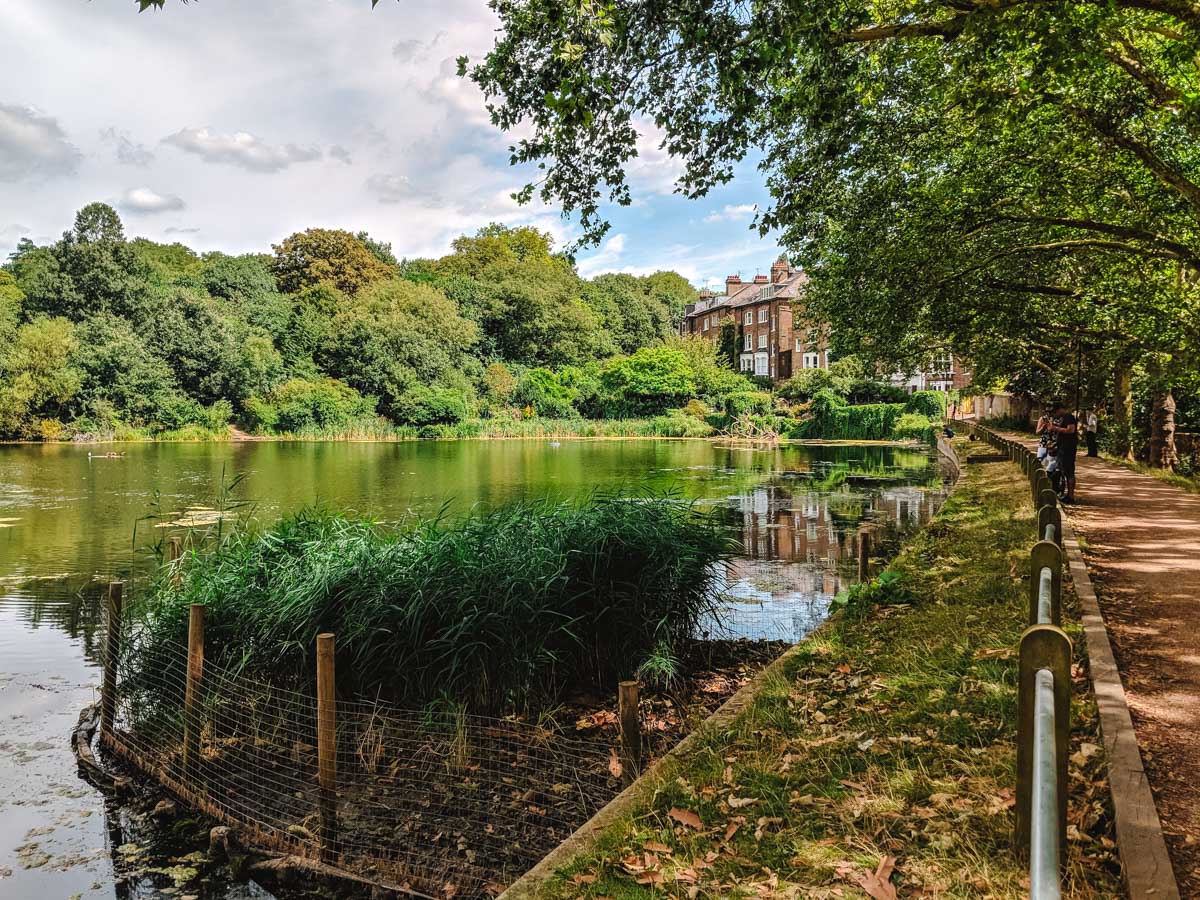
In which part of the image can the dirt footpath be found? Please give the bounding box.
[1005,440,1200,893]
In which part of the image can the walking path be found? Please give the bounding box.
[998,433,1200,893]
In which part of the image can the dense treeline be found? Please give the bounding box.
[0,204,734,440]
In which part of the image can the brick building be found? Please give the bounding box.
[680,260,828,382]
[682,259,971,391]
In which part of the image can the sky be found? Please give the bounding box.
[0,0,783,291]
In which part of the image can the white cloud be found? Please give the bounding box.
[100,127,154,166]
[393,32,445,61]
[329,144,353,164]
[704,203,757,224]
[577,232,627,276]
[165,226,200,235]
[163,126,322,172]
[0,102,81,181]
[625,120,685,197]
[365,172,443,205]
[120,187,185,214]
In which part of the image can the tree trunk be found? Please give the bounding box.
[1149,389,1179,470]
[1111,361,1134,461]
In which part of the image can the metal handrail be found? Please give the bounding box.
[1043,523,1057,544]
[1036,566,1054,625]
[1031,668,1061,900]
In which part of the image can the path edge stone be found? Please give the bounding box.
[1061,513,1181,899]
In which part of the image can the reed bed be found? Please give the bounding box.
[129,496,731,714]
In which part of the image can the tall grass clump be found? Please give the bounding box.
[129,496,731,714]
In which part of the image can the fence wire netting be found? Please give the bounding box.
[105,629,620,898]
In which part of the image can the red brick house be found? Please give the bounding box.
[681,261,828,382]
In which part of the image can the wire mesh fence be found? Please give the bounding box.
[101,619,621,898]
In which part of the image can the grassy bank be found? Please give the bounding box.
[530,441,1121,898]
[130,497,730,714]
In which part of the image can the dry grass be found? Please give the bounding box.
[534,441,1122,898]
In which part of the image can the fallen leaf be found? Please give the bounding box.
[644,841,671,853]
[727,795,757,809]
[608,747,623,779]
[855,856,897,900]
[669,807,703,830]
[572,873,597,885]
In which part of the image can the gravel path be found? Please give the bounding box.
[1000,435,1200,893]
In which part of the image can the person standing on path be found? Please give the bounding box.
[1084,408,1099,457]
[1048,403,1079,502]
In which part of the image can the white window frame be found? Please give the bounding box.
[803,352,820,369]
[757,332,768,350]
[744,311,752,326]
[754,352,769,376]
[702,316,709,331]
[739,354,754,372]
[743,333,752,351]
[758,307,768,323]
[795,337,803,354]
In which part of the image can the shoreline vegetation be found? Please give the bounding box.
[518,439,1122,898]
[129,497,732,715]
[2,206,951,451]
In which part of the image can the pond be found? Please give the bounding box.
[0,437,951,899]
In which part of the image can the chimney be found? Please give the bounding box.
[725,275,741,295]
[771,259,789,283]
[753,274,768,284]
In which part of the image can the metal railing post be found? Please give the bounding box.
[1031,669,1061,900]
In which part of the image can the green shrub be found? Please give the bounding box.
[245,377,377,433]
[513,367,578,418]
[599,347,697,416]
[893,411,937,443]
[786,390,905,440]
[723,390,773,419]
[128,498,730,714]
[392,384,469,426]
[904,390,949,418]
[682,399,711,419]
[831,570,915,618]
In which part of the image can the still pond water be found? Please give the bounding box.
[0,438,950,899]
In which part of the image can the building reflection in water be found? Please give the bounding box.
[703,476,948,643]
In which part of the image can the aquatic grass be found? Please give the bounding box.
[128,495,732,714]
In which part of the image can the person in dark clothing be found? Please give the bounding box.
[1047,403,1079,502]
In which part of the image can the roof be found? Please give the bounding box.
[683,267,809,319]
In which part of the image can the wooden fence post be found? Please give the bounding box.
[1015,625,1071,854]
[1038,505,1062,547]
[619,680,641,782]
[1028,541,1063,626]
[182,603,205,779]
[857,530,872,582]
[316,633,338,861]
[1038,488,1059,512]
[168,536,183,588]
[100,581,124,743]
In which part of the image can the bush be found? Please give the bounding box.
[128,498,730,714]
[244,377,377,434]
[599,347,697,416]
[785,390,905,440]
[392,384,469,426]
[682,399,711,419]
[893,411,937,443]
[513,368,578,419]
[723,390,773,419]
[904,390,949,418]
